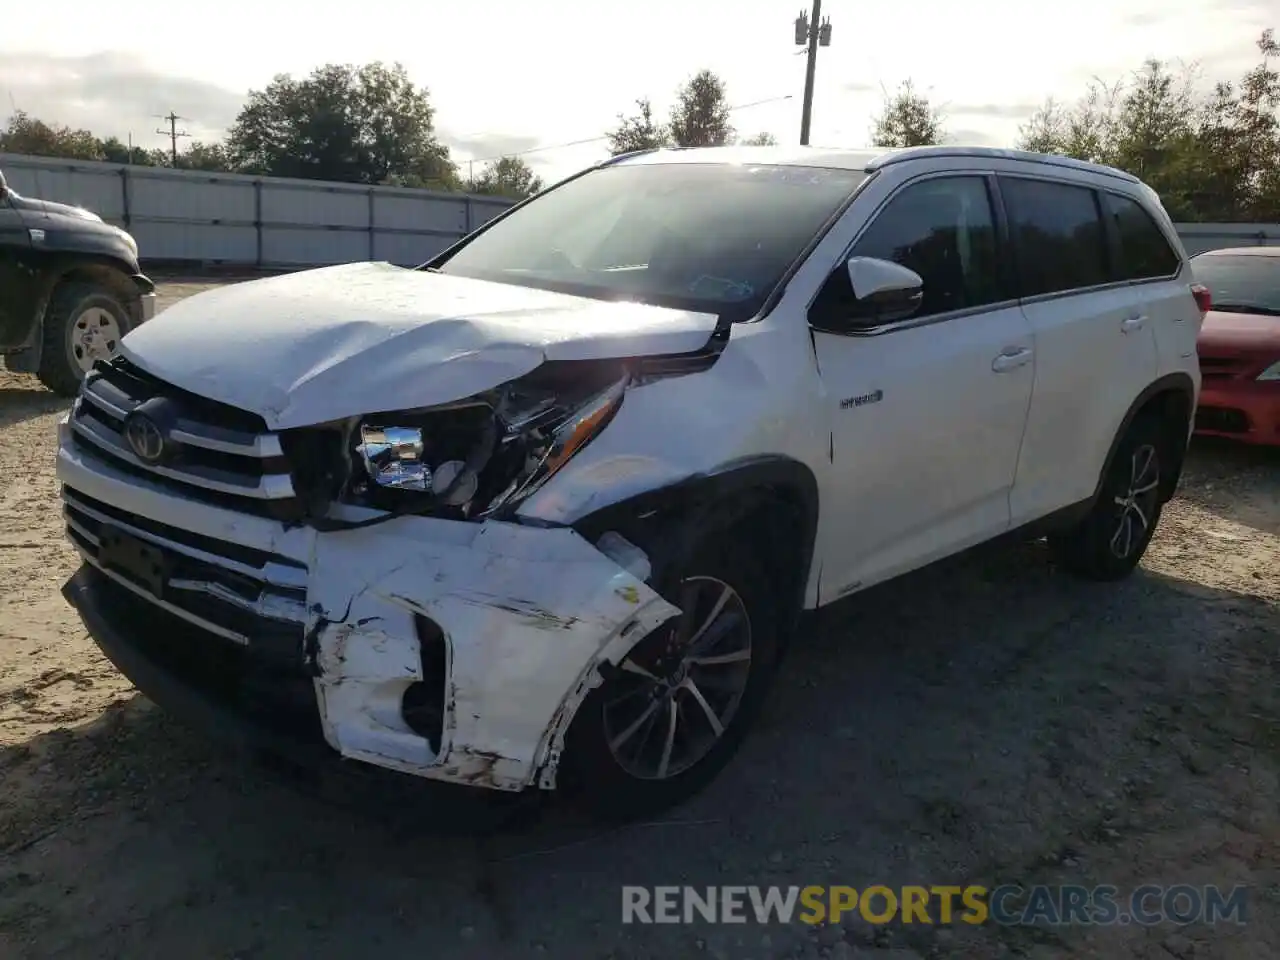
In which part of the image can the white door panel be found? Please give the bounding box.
[997,175,1161,526]
[813,304,1034,598]
[1011,289,1156,522]
[808,172,1034,602]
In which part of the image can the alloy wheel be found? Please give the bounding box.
[602,575,753,781]
[1110,443,1160,559]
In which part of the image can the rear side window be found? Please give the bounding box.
[1001,178,1109,297]
[1103,193,1180,280]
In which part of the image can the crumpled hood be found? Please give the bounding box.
[119,262,720,429]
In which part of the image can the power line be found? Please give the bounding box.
[154,112,190,165]
[464,94,796,168]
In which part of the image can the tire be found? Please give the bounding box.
[37,280,133,397]
[558,539,780,823]
[1048,412,1168,581]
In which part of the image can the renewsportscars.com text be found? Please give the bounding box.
[621,884,1249,926]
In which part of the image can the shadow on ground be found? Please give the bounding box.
[2,542,1276,959]
[0,386,67,430]
[1181,438,1280,535]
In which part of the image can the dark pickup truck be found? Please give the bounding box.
[0,168,156,395]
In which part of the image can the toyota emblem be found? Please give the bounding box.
[125,413,166,464]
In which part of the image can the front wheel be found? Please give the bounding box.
[38,280,134,396]
[1049,412,1168,581]
[559,543,780,822]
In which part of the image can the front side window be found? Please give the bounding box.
[1001,177,1109,297]
[813,175,1005,322]
[1191,254,1280,317]
[435,163,866,323]
[1104,193,1180,280]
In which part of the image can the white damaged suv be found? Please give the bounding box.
[57,145,1205,820]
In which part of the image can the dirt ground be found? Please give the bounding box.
[1,281,1277,960]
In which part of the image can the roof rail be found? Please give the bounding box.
[865,146,1140,184]
[597,148,662,167]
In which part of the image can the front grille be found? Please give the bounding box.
[1195,406,1250,434]
[70,357,302,520]
[62,485,309,660]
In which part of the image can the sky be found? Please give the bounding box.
[1,0,1274,184]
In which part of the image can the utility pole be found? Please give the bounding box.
[794,3,832,146]
[154,112,190,165]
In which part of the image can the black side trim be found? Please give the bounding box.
[1091,373,1196,506]
[571,456,821,632]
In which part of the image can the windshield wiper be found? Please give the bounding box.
[1210,303,1280,317]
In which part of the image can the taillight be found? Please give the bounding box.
[1191,283,1212,316]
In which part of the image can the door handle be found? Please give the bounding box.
[1121,314,1148,333]
[992,347,1033,373]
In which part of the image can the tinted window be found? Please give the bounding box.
[1105,193,1179,280]
[1191,254,1280,316]
[437,163,865,323]
[835,176,1004,319]
[1001,178,1109,297]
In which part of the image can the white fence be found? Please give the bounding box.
[1,152,516,268]
[3,152,1278,266]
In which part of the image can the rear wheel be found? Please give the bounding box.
[38,280,133,396]
[559,541,780,822]
[1049,413,1167,581]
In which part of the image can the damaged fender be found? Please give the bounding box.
[307,515,679,790]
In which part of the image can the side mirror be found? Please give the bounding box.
[843,257,923,327]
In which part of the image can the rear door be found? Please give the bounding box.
[0,189,36,348]
[1002,175,1159,525]
[1100,189,1201,377]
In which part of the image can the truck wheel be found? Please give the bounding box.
[558,541,780,822]
[1049,412,1168,582]
[38,280,133,397]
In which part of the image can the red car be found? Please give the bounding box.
[1190,247,1280,446]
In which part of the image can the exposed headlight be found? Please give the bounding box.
[356,425,430,490]
[485,375,627,515]
[1257,361,1280,381]
[345,369,628,520]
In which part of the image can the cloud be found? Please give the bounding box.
[437,130,543,163]
[944,129,1004,147]
[1122,11,1166,27]
[0,51,245,146]
[946,102,1042,120]
[842,81,878,94]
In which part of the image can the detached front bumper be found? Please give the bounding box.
[57,428,678,792]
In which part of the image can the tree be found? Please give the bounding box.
[870,80,946,147]
[606,98,670,155]
[471,155,544,199]
[1015,28,1279,221]
[740,131,778,146]
[0,111,104,161]
[227,61,458,187]
[669,69,734,148]
[176,141,237,173]
[99,137,159,166]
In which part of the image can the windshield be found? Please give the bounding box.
[435,162,867,322]
[1191,254,1280,317]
